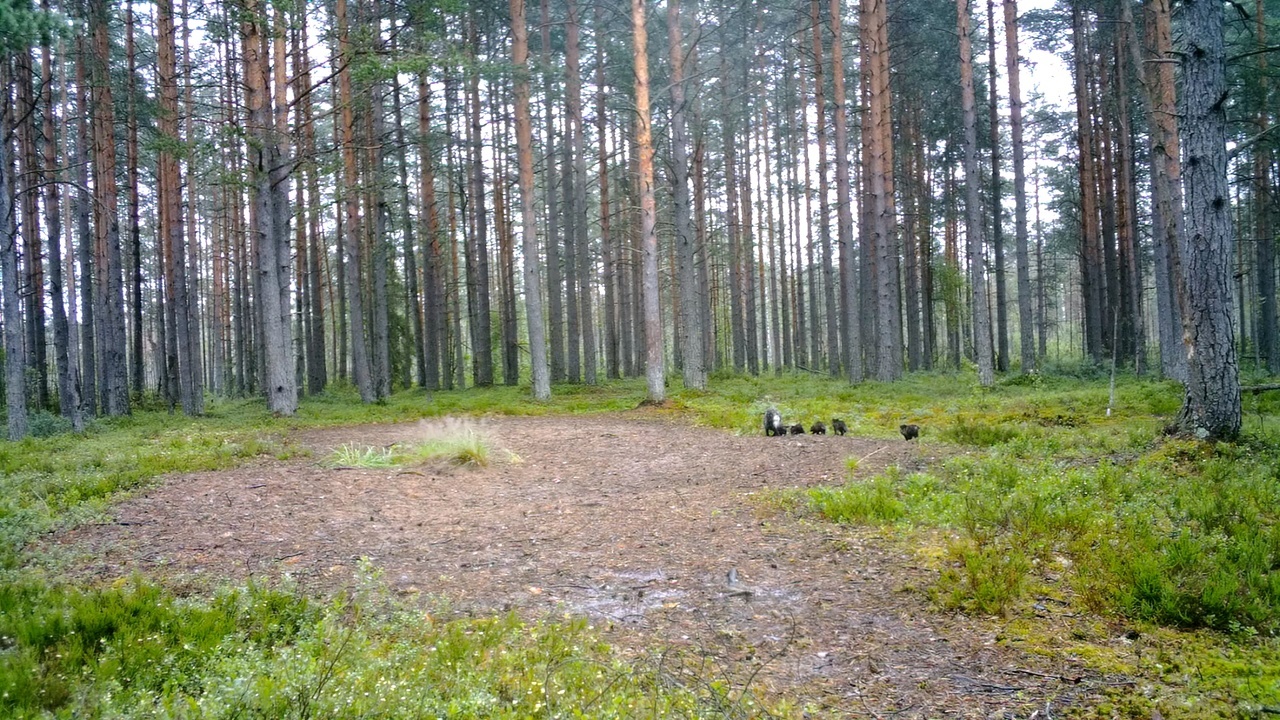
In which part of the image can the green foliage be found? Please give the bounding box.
[24,410,72,438]
[793,377,1280,634]
[0,577,763,719]
[807,471,907,525]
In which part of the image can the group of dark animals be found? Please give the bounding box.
[764,408,919,441]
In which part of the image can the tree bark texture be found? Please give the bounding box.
[1174,0,1240,440]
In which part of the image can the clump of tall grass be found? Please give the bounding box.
[325,443,397,468]
[394,418,495,468]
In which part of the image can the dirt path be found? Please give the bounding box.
[57,413,1105,717]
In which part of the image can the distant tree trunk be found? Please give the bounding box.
[1072,3,1105,364]
[297,7,326,394]
[958,0,994,386]
[694,125,714,373]
[1004,0,1035,373]
[723,60,746,374]
[90,0,129,416]
[125,6,143,395]
[418,74,444,391]
[863,0,899,381]
[1112,15,1144,374]
[465,19,494,387]
[512,0,550,400]
[902,102,923,371]
[811,0,839,375]
[41,34,82,429]
[944,162,962,369]
[367,28,392,401]
[1140,0,1186,381]
[243,0,296,415]
[15,51,46,411]
[494,97,519,386]
[762,102,783,374]
[574,4,597,386]
[541,0,565,383]
[158,0,200,415]
[633,0,663,402]
[336,0,373,402]
[740,65,760,377]
[391,73,425,390]
[596,3,619,381]
[563,2,583,383]
[182,0,204,405]
[833,0,861,382]
[74,45,97,415]
[666,0,705,389]
[1173,0,1240,440]
[789,61,809,369]
[987,0,1008,373]
[2,60,27,439]
[1251,0,1278,374]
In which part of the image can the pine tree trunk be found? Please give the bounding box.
[90,0,130,416]
[667,0,705,388]
[512,0,550,400]
[74,45,97,415]
[368,40,392,400]
[419,74,444,392]
[465,20,494,387]
[633,0,663,402]
[811,0,839,375]
[336,0,374,402]
[392,73,425,390]
[1004,0,1035,373]
[1251,0,1277,374]
[2,59,28,439]
[833,0,861,382]
[125,6,144,395]
[16,51,47,410]
[596,4,619,382]
[243,0,296,415]
[158,0,200,415]
[1072,3,1105,364]
[1173,0,1240,440]
[494,99,520,387]
[723,60,746,374]
[297,9,327,394]
[987,0,1008,373]
[1140,0,1187,382]
[541,0,566,383]
[183,0,204,407]
[573,1,597,385]
[41,35,82,429]
[958,0,995,386]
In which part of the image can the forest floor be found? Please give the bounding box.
[55,411,1123,717]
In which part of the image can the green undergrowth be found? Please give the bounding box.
[792,372,1280,716]
[0,574,772,719]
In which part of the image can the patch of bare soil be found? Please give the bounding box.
[55,413,1116,717]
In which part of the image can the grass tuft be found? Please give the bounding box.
[394,420,495,467]
[326,443,397,468]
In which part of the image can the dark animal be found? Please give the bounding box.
[764,408,784,437]
[810,421,827,435]
[900,423,920,441]
[789,423,806,435]
[832,418,848,436]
